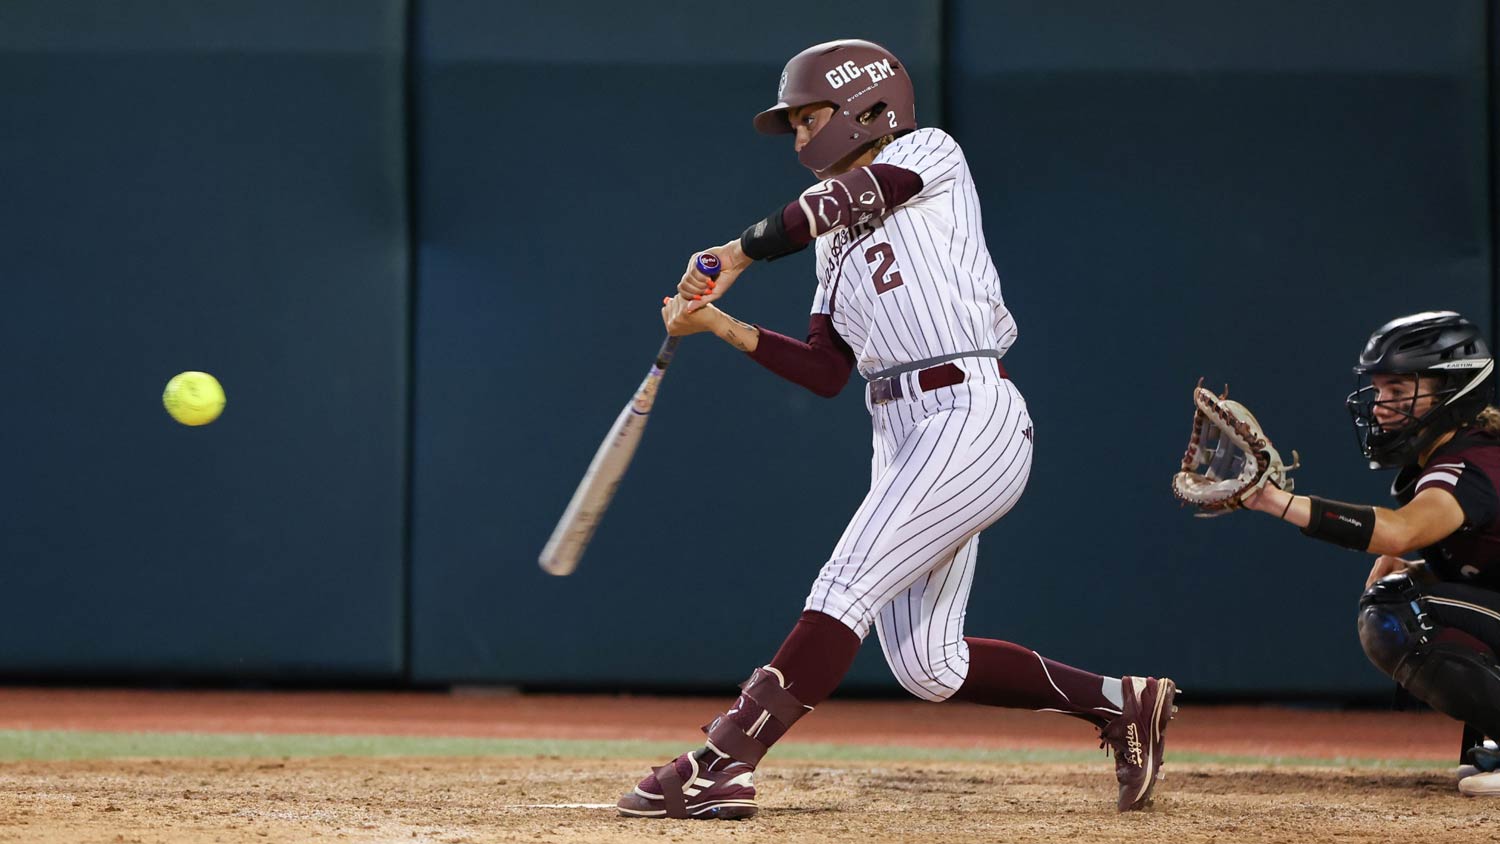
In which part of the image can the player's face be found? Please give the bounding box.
[1370,373,1441,430]
[789,103,835,156]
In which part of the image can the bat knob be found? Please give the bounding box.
[695,253,722,278]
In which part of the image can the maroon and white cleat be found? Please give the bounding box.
[617,751,759,820]
[1099,676,1178,812]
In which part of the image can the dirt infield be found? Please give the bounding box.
[1,756,1491,844]
[0,689,1491,843]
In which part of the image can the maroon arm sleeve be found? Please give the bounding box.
[747,313,856,398]
[779,164,924,247]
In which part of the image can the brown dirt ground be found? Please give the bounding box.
[1,689,1497,843]
[2,757,1497,844]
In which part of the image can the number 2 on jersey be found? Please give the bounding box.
[865,242,905,294]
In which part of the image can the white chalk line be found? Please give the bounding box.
[505,802,616,809]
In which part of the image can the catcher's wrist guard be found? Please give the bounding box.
[1172,381,1298,517]
[1301,496,1376,551]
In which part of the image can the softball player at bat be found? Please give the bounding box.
[616,39,1176,820]
[1235,312,1500,796]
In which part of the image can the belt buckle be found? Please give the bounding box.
[870,377,901,405]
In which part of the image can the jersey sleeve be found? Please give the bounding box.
[746,313,855,399]
[873,128,965,200]
[1416,459,1500,528]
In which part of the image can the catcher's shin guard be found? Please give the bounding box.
[1359,576,1500,739]
[702,666,813,766]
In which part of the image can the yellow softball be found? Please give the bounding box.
[162,371,226,426]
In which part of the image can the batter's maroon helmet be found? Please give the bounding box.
[753,39,917,173]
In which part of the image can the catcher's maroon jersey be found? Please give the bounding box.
[1394,427,1500,587]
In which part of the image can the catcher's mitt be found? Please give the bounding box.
[1171,380,1298,517]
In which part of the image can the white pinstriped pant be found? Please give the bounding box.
[804,358,1033,701]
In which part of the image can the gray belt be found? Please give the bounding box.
[869,350,1005,379]
[867,351,1008,406]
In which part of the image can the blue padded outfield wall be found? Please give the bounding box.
[0,1,409,678]
[408,0,945,688]
[409,0,1493,694]
[1,1,1494,694]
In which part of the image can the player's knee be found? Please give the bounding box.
[883,652,962,702]
[889,666,953,702]
[1356,603,1414,678]
[1356,574,1423,678]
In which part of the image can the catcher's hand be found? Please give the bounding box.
[1171,380,1299,517]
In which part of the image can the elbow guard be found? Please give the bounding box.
[798,166,887,237]
[1301,496,1377,551]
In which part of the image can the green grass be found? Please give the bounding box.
[0,730,1445,770]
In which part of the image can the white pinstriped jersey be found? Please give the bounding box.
[810,128,1017,379]
[794,131,1042,705]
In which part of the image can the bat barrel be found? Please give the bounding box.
[539,254,719,576]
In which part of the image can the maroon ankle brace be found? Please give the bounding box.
[703,611,862,767]
[702,666,811,767]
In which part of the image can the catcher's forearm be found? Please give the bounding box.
[1260,488,1411,553]
[1364,507,1418,555]
[1255,487,1311,528]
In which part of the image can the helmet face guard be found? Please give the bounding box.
[753,39,917,174]
[1344,311,1495,469]
[1345,371,1476,468]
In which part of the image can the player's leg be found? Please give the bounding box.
[618,381,1042,819]
[1358,574,1500,795]
[1358,575,1500,737]
[870,535,1124,722]
[806,379,1030,638]
[824,380,1134,724]
[617,384,1005,819]
[871,534,1175,811]
[872,535,978,702]
[837,379,1174,810]
[614,609,860,820]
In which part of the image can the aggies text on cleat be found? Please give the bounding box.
[1100,676,1178,811]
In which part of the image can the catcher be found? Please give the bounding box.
[1173,310,1500,795]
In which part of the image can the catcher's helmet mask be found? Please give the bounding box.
[1346,311,1496,469]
